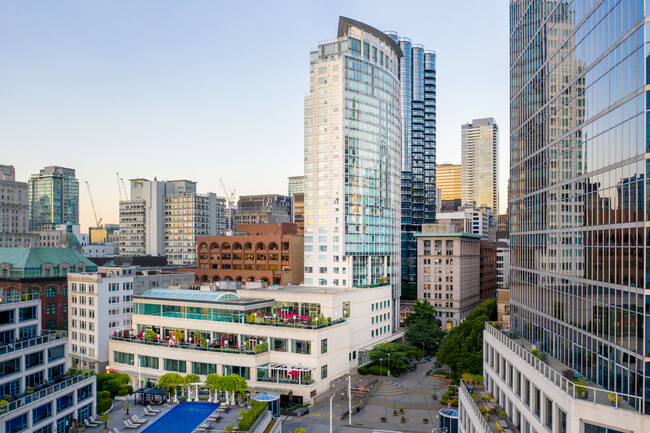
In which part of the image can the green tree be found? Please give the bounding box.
[405,300,444,353]
[96,372,131,397]
[368,342,418,375]
[98,412,111,430]
[159,373,183,399]
[436,299,497,376]
[183,374,201,385]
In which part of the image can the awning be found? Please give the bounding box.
[134,387,168,396]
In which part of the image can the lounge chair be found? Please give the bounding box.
[131,415,149,424]
[146,405,161,414]
[89,416,102,425]
[84,419,99,428]
[123,420,139,429]
[143,408,157,416]
[112,428,121,433]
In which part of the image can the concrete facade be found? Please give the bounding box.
[416,232,481,330]
[0,165,38,248]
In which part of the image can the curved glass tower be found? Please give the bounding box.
[386,32,437,285]
[304,17,403,330]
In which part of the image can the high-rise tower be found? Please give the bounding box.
[461,118,499,215]
[28,166,79,231]
[304,17,402,330]
[386,33,437,286]
[458,2,650,433]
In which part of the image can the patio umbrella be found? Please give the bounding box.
[285,314,298,318]
[288,371,299,376]
[299,315,309,319]
[275,312,285,316]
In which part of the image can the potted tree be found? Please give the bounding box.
[122,402,132,419]
[99,412,111,433]
[393,409,398,416]
[380,417,386,423]
[401,415,406,423]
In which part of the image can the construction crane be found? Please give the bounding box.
[85,181,102,227]
[120,177,129,201]
[219,178,236,210]
[116,173,124,201]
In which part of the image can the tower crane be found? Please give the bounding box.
[85,181,102,227]
[120,178,129,201]
[116,173,124,201]
[219,178,236,210]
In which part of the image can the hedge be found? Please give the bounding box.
[238,401,267,431]
[97,397,112,414]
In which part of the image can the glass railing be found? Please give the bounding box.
[0,331,66,356]
[0,372,94,416]
[110,336,266,355]
[0,293,39,303]
[257,377,314,385]
[485,323,643,413]
[459,380,495,433]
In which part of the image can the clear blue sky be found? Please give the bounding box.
[0,1,509,230]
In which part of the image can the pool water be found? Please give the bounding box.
[142,402,220,433]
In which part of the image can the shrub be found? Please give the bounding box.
[238,401,267,431]
[253,342,268,354]
[461,372,474,384]
[0,400,7,406]
[98,391,111,400]
[440,396,449,405]
[499,410,507,417]
[473,374,484,385]
[97,397,112,414]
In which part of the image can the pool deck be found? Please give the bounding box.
[84,400,246,433]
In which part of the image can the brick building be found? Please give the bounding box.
[0,248,97,329]
[184,223,304,286]
[479,240,497,300]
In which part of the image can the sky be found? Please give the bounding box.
[0,1,510,231]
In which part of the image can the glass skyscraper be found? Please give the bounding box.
[28,166,79,231]
[303,17,402,330]
[461,117,499,215]
[386,33,437,285]
[510,0,648,414]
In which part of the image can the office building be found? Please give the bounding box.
[436,163,462,212]
[28,166,79,231]
[118,178,226,265]
[495,240,509,290]
[0,165,39,248]
[304,17,402,330]
[436,207,490,240]
[67,266,194,372]
[108,283,392,402]
[187,223,304,286]
[479,241,497,300]
[416,230,480,330]
[458,2,650,433]
[37,223,88,250]
[88,224,119,244]
[0,292,96,433]
[233,195,291,229]
[461,118,498,215]
[287,176,305,232]
[385,32,437,286]
[0,248,97,330]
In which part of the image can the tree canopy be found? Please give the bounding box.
[183,374,201,385]
[405,300,444,353]
[436,299,497,376]
[96,372,131,397]
[368,342,418,375]
[158,373,183,394]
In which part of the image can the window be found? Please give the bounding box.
[33,424,52,433]
[321,365,328,379]
[164,359,186,373]
[271,338,287,352]
[48,345,65,362]
[545,396,553,429]
[321,339,328,354]
[26,370,43,388]
[19,306,36,322]
[56,393,74,412]
[56,414,74,433]
[0,380,20,397]
[292,340,311,354]
[534,387,541,417]
[0,358,20,378]
[49,364,64,380]
[114,352,134,366]
[46,287,56,298]
[25,351,44,369]
[192,362,217,376]
[222,365,249,379]
[0,310,14,325]
[77,384,92,403]
[32,402,52,423]
[140,356,159,369]
[5,413,27,433]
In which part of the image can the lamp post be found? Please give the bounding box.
[387,352,391,377]
[329,394,335,433]
[380,358,383,377]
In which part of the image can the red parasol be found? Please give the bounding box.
[275,312,285,316]
[299,315,309,319]
[285,314,298,318]
[288,370,299,375]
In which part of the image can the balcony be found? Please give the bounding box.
[0,372,94,417]
[485,323,643,413]
[0,330,66,356]
[110,336,262,356]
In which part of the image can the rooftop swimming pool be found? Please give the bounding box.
[142,402,220,433]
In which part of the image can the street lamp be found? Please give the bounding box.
[329,394,335,433]
[380,358,383,377]
[387,352,391,377]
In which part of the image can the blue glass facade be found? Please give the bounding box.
[510,0,650,413]
[28,166,79,231]
[387,33,437,284]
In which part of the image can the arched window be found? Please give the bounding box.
[199,243,208,250]
[210,242,219,250]
[256,242,266,250]
[221,242,231,250]
[46,287,57,298]
[244,242,253,250]
[233,243,242,250]
[268,242,279,251]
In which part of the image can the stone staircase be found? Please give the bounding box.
[375,379,405,396]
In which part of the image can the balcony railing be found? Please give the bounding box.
[0,372,94,416]
[257,377,314,386]
[110,336,263,356]
[0,293,39,303]
[485,323,643,413]
[459,380,494,433]
[0,330,67,356]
